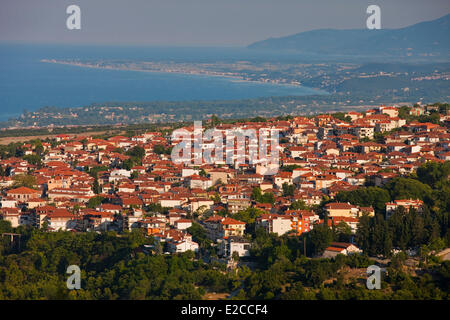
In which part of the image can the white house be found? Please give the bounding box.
[322,242,362,258]
[255,214,292,236]
[218,236,251,258]
[168,238,199,253]
[0,196,18,208]
[174,219,193,230]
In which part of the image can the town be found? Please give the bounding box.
[1,0,450,308]
[1,103,448,266]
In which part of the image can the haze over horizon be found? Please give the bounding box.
[1,0,449,46]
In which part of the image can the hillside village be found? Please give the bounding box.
[0,103,449,261]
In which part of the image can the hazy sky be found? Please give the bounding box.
[1,0,449,46]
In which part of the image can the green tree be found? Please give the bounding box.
[153,145,165,155]
[355,214,371,253]
[261,192,275,204]
[210,115,220,127]
[12,174,37,188]
[282,183,295,197]
[232,207,265,224]
[290,200,308,210]
[23,154,42,166]
[307,224,333,257]
[130,171,138,180]
[0,220,13,233]
[334,222,352,243]
[385,177,433,202]
[335,186,390,213]
[251,187,275,204]
[187,223,210,249]
[251,187,263,201]
[125,146,145,160]
[416,161,450,189]
[87,195,104,209]
[93,178,101,194]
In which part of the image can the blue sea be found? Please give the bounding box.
[0,44,327,122]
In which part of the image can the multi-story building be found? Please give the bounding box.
[204,215,246,241]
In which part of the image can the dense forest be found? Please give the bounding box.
[335,161,450,256]
[0,221,448,300]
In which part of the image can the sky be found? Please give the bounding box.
[1,0,449,46]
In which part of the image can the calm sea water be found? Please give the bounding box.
[0,44,326,121]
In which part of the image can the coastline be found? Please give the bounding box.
[40,59,314,90]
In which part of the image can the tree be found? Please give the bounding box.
[87,195,104,209]
[210,115,220,127]
[130,171,138,180]
[398,106,411,119]
[370,213,388,256]
[260,192,275,204]
[281,282,306,300]
[146,203,168,215]
[88,165,109,179]
[125,146,145,160]
[385,177,433,203]
[23,154,42,166]
[93,178,101,194]
[154,240,163,255]
[232,208,265,224]
[210,193,221,203]
[187,223,210,249]
[0,220,13,233]
[383,232,393,258]
[122,158,135,170]
[282,183,295,197]
[153,145,165,155]
[290,200,308,210]
[251,187,275,204]
[232,251,240,262]
[281,164,302,172]
[416,161,450,189]
[335,186,390,213]
[355,214,371,253]
[13,174,37,188]
[251,187,263,201]
[307,224,333,257]
[33,140,44,156]
[418,112,441,124]
[333,112,352,123]
[334,222,352,243]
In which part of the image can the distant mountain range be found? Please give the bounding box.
[248,13,450,58]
